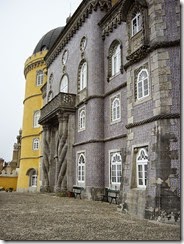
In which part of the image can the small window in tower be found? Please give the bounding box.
[36,70,44,86]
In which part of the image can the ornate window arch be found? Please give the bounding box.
[136,148,148,188]
[137,68,149,100]
[110,151,122,189]
[33,138,39,150]
[78,106,86,131]
[36,70,43,86]
[77,153,85,183]
[60,74,69,93]
[111,94,121,123]
[78,60,87,92]
[33,110,40,128]
[108,40,122,80]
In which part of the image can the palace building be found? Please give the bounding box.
[17,0,180,219]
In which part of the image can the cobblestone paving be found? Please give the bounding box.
[0,192,181,241]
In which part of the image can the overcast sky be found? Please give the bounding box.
[0,0,82,162]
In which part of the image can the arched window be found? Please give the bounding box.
[108,41,122,80]
[78,107,86,131]
[26,169,37,187]
[60,75,69,93]
[78,153,85,183]
[112,44,121,76]
[33,138,39,150]
[80,62,87,91]
[110,151,122,187]
[33,110,40,128]
[136,148,148,187]
[131,12,142,36]
[137,69,149,100]
[111,95,121,123]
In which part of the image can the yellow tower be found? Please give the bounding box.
[17,27,63,192]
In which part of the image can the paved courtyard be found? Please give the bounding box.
[0,192,181,241]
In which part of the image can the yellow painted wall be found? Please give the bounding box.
[17,51,47,192]
[0,177,18,190]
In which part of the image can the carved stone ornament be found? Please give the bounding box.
[45,0,112,67]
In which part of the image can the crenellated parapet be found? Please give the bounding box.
[24,50,48,77]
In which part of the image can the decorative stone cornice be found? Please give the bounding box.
[73,133,127,147]
[124,39,180,70]
[45,0,112,67]
[126,113,180,129]
[99,0,123,40]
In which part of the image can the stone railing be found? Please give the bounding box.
[39,92,76,124]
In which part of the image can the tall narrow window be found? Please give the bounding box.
[33,138,39,150]
[80,62,87,91]
[60,75,69,93]
[112,44,121,76]
[48,91,53,102]
[31,174,37,187]
[137,69,149,100]
[36,70,44,86]
[111,95,121,123]
[77,153,85,183]
[33,110,40,128]
[136,148,148,188]
[78,107,86,131]
[110,151,122,188]
[131,12,142,36]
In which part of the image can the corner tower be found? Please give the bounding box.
[17,27,63,192]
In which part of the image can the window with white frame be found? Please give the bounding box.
[77,153,85,183]
[80,62,87,91]
[33,110,40,128]
[60,75,69,93]
[36,70,44,86]
[78,107,86,131]
[33,138,39,150]
[111,94,121,123]
[131,12,142,36]
[112,44,121,76]
[110,151,122,188]
[31,174,37,187]
[137,69,149,100]
[136,148,148,188]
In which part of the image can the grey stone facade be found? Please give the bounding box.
[38,0,180,219]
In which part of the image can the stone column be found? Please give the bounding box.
[54,112,69,194]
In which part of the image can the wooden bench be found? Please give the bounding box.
[108,189,119,204]
[101,188,119,204]
[73,186,84,199]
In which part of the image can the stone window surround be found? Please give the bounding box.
[109,149,122,190]
[77,59,88,93]
[60,74,69,93]
[107,39,123,82]
[78,105,86,132]
[133,62,151,105]
[110,92,121,124]
[76,150,86,187]
[131,145,149,189]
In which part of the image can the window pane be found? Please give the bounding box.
[139,179,143,185]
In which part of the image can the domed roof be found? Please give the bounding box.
[33,27,64,54]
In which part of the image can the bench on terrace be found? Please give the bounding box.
[73,186,84,199]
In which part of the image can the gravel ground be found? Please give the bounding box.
[0,192,181,241]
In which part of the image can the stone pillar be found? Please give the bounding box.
[54,112,69,194]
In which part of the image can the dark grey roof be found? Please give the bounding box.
[33,27,64,54]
